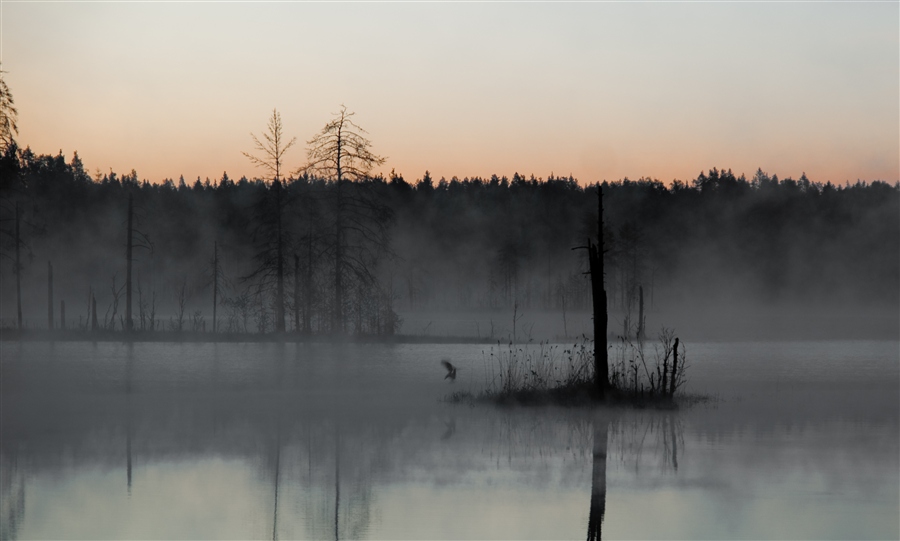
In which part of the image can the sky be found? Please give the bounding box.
[2,1,898,186]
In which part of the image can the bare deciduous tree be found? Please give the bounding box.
[243,109,296,185]
[243,109,297,333]
[301,105,390,333]
[124,192,152,332]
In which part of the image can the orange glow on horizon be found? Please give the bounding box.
[4,1,897,187]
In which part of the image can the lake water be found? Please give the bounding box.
[1,340,898,539]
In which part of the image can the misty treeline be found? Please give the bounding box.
[2,138,896,336]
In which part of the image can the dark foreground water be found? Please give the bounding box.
[1,340,898,539]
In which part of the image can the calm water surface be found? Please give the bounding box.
[1,340,897,539]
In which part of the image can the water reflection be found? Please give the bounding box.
[586,420,607,541]
[1,341,897,539]
[126,343,133,495]
[0,453,25,541]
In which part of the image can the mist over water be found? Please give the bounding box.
[2,131,898,540]
[2,340,897,539]
[2,16,898,538]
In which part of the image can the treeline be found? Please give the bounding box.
[1,144,897,335]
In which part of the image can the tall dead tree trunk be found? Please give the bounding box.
[304,106,386,334]
[47,261,53,331]
[293,253,300,333]
[212,241,218,334]
[334,173,344,333]
[15,202,22,330]
[243,111,295,334]
[274,182,286,333]
[91,293,98,331]
[590,186,610,394]
[661,339,669,397]
[125,193,133,331]
[637,285,644,340]
[669,337,680,396]
[304,230,313,335]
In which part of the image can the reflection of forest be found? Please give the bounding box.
[3,339,897,539]
[0,453,26,541]
[1,374,689,541]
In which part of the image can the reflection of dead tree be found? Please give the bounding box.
[297,422,375,540]
[271,405,283,541]
[662,414,682,471]
[334,430,340,541]
[609,414,684,476]
[586,419,609,541]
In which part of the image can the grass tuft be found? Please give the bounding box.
[452,331,706,410]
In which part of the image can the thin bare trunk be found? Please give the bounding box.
[15,202,21,330]
[637,285,644,340]
[669,337,680,396]
[293,254,300,333]
[91,293,98,331]
[305,229,313,334]
[334,122,344,333]
[212,241,218,333]
[275,184,285,333]
[47,261,53,331]
[125,194,133,331]
[588,188,610,394]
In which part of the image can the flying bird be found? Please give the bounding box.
[441,359,458,381]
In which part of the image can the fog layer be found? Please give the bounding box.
[2,151,897,339]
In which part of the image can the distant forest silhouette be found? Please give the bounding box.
[1,144,897,335]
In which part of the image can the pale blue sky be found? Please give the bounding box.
[3,1,897,184]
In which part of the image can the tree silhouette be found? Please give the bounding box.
[301,105,390,333]
[243,109,297,333]
[243,109,296,185]
[0,64,18,154]
[0,146,896,336]
[124,192,152,331]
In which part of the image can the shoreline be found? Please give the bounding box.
[0,328,495,344]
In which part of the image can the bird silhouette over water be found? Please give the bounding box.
[441,359,458,381]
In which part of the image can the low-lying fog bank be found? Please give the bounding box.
[1,340,897,539]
